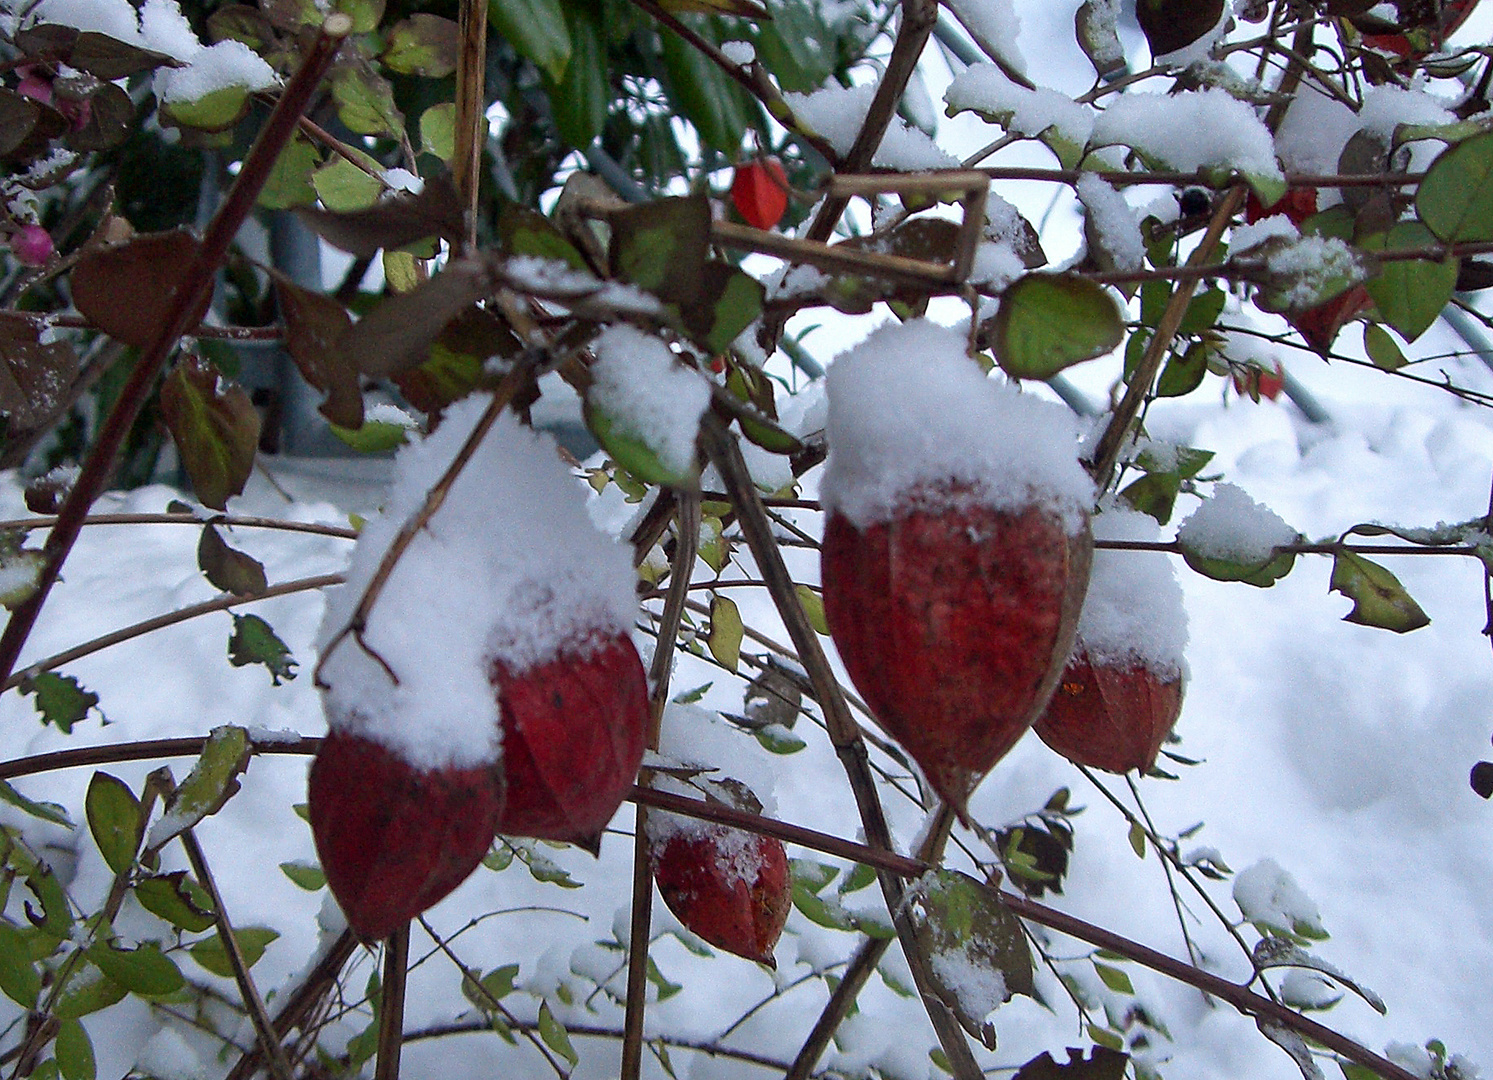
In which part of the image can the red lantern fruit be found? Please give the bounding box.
[1034,648,1184,774]
[490,632,649,849]
[309,730,503,942]
[732,159,789,231]
[818,320,1095,817]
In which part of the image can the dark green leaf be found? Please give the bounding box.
[51,966,125,1020]
[994,274,1124,379]
[1075,0,1127,78]
[1329,549,1430,632]
[19,672,97,735]
[462,963,520,1009]
[1178,287,1226,335]
[660,27,753,156]
[680,262,764,355]
[1012,1047,1129,1080]
[840,862,878,894]
[1417,132,1493,243]
[1155,341,1209,397]
[382,15,459,77]
[148,725,250,850]
[0,778,72,827]
[609,196,712,299]
[1134,0,1225,58]
[86,941,184,996]
[1361,222,1458,341]
[548,2,606,148]
[160,354,259,511]
[134,872,216,933]
[55,1019,95,1080]
[487,0,571,82]
[197,524,266,597]
[189,927,279,978]
[228,614,298,685]
[86,773,142,877]
[0,925,41,1007]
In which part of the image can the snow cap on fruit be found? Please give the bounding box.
[1076,505,1188,679]
[316,395,639,773]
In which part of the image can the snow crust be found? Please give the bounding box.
[1233,858,1325,936]
[944,64,1096,147]
[1077,172,1144,271]
[1091,89,1283,181]
[942,0,1025,76]
[316,397,638,771]
[930,948,1007,1020]
[1177,482,1296,563]
[820,319,1094,533]
[1263,234,1363,308]
[787,84,959,170]
[1078,507,1188,677]
[1231,214,1300,253]
[590,325,711,478]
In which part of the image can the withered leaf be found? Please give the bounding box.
[71,230,209,348]
[159,354,260,511]
[270,271,363,427]
[295,173,464,257]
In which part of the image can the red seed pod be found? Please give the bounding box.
[731,159,789,231]
[1033,647,1184,775]
[1288,285,1373,355]
[1244,187,1317,227]
[822,490,1091,817]
[489,632,649,850]
[309,730,503,942]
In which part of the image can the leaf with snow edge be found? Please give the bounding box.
[993,273,1123,379]
[1013,1046,1129,1080]
[0,548,45,610]
[0,778,71,827]
[538,1001,579,1067]
[737,408,803,456]
[587,404,698,489]
[134,873,215,933]
[197,524,266,598]
[497,204,589,271]
[86,941,183,996]
[188,927,278,979]
[279,861,325,890]
[1361,223,1458,342]
[1418,132,1493,243]
[146,726,249,850]
[86,773,141,876]
[51,964,125,1021]
[910,870,1035,1049]
[1329,548,1429,633]
[707,595,743,672]
[56,1018,94,1080]
[1182,545,1296,588]
[1364,323,1407,369]
[1135,0,1225,60]
[1233,858,1327,941]
[1253,936,1385,1014]
[1075,1,1126,78]
[1258,1019,1326,1080]
[160,355,259,511]
[19,672,97,735]
[1251,235,1370,315]
[228,614,297,685]
[159,85,252,133]
[382,14,459,77]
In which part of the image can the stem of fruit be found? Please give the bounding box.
[0,15,352,691]
[181,827,298,1080]
[622,494,699,1080]
[699,417,982,1079]
[373,926,410,1080]
[453,0,487,250]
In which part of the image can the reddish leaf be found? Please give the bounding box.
[1244,187,1317,226]
[1287,284,1372,354]
[295,173,464,257]
[731,159,789,231]
[0,314,79,436]
[270,272,363,428]
[70,230,209,349]
[159,354,260,511]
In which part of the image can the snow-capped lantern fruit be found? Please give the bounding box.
[818,321,1095,817]
[309,730,503,942]
[731,159,789,231]
[490,632,649,849]
[647,780,790,967]
[1034,507,1188,775]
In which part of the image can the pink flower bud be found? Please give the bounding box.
[12,224,53,267]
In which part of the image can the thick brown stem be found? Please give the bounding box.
[453,0,488,248]
[374,927,410,1080]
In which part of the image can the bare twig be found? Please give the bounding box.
[0,512,357,541]
[374,926,409,1080]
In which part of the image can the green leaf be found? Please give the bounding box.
[994,274,1124,379]
[1361,222,1458,342]
[279,861,325,890]
[419,103,456,165]
[462,963,520,1009]
[55,1019,95,1080]
[133,872,216,933]
[609,196,712,299]
[707,594,743,672]
[160,354,259,511]
[1180,533,1297,588]
[228,614,298,685]
[86,773,142,876]
[0,925,41,1007]
[159,85,252,132]
[86,941,184,996]
[547,2,605,147]
[586,404,699,489]
[754,725,807,754]
[147,725,250,850]
[911,870,1035,1049]
[312,156,383,214]
[188,927,279,978]
[1329,549,1430,633]
[197,524,267,597]
[0,778,72,827]
[795,585,828,635]
[334,0,385,34]
[1093,960,1134,995]
[840,862,878,894]
[1417,131,1493,243]
[791,859,839,894]
[1155,341,1209,398]
[538,1001,579,1067]
[681,262,764,355]
[19,672,98,735]
[1178,287,1226,335]
[330,65,404,138]
[487,0,571,82]
[258,134,320,210]
[1127,820,1147,859]
[382,14,459,77]
[1363,322,1407,369]
[330,418,412,454]
[51,966,126,1020]
[660,27,753,156]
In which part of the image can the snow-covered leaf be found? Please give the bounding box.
[1253,935,1386,1014]
[147,725,250,850]
[1257,1019,1325,1080]
[1135,0,1225,60]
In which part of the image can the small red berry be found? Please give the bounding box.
[12,225,53,267]
[731,159,789,231]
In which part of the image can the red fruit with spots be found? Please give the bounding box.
[308,730,504,942]
[489,632,649,849]
[1033,646,1184,775]
[731,159,789,231]
[821,487,1091,817]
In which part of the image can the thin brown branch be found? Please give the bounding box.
[0,512,358,540]
[711,219,956,288]
[1,311,284,341]
[374,926,410,1080]
[0,14,353,688]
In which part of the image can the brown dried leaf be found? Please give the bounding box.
[339,259,492,378]
[71,230,209,348]
[197,523,267,597]
[269,272,362,428]
[295,174,464,257]
[160,355,260,511]
[0,314,80,436]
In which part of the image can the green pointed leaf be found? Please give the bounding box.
[1363,323,1407,369]
[1180,535,1297,588]
[147,725,250,850]
[1156,341,1209,398]
[1127,820,1147,858]
[160,354,259,511]
[382,14,459,77]
[1329,549,1430,633]
[755,726,807,754]
[587,404,699,488]
[681,262,764,355]
[1093,960,1134,994]
[312,156,383,214]
[1361,223,1458,342]
[87,941,184,996]
[795,585,828,635]
[0,777,72,826]
[51,965,126,1020]
[197,524,267,597]
[1417,131,1493,243]
[994,274,1124,379]
[55,1019,95,1080]
[463,963,520,1009]
[487,0,571,82]
[330,65,403,138]
[258,134,320,210]
[660,27,753,156]
[86,773,142,876]
[538,1001,579,1067]
[18,672,97,736]
[547,2,605,148]
[707,594,743,672]
[133,872,216,933]
[0,925,41,1007]
[228,613,298,685]
[330,418,413,454]
[419,103,456,164]
[189,927,279,979]
[279,861,326,890]
[911,870,1035,1049]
